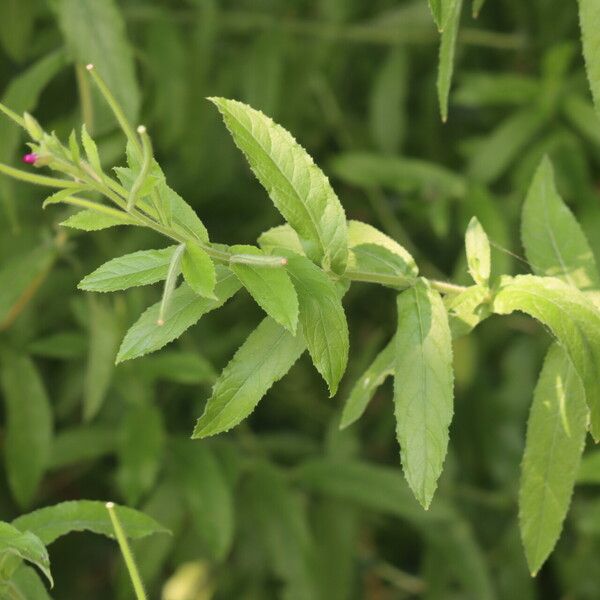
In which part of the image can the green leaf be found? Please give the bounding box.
[258,223,305,256]
[331,152,465,199]
[84,297,120,421]
[81,124,102,175]
[28,331,87,360]
[230,244,298,333]
[348,220,418,275]
[349,244,417,288]
[193,317,305,438]
[61,209,138,231]
[0,522,52,586]
[286,254,349,396]
[181,241,217,299]
[465,217,491,286]
[444,285,491,338]
[340,337,395,429]
[12,501,169,546]
[172,441,234,560]
[117,405,165,506]
[54,0,140,124]
[137,351,216,385]
[116,268,241,363]
[519,344,588,575]
[0,353,53,509]
[522,157,600,291]
[79,247,177,292]
[436,0,462,122]
[493,275,600,440]
[0,0,35,62]
[369,47,408,154]
[394,280,454,509]
[10,565,53,600]
[428,0,458,31]
[579,0,600,117]
[210,97,348,274]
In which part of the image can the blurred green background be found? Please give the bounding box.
[2,0,600,598]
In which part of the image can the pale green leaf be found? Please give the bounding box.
[444,285,491,338]
[258,223,305,255]
[54,0,140,124]
[394,279,454,509]
[116,268,241,363]
[493,275,600,440]
[12,501,169,545]
[579,0,600,117]
[181,241,216,299]
[465,216,491,285]
[519,344,588,575]
[81,124,102,175]
[210,97,348,274]
[436,0,462,122]
[172,441,234,560]
[117,405,165,506]
[84,297,120,421]
[340,337,395,429]
[0,354,53,509]
[349,244,417,288]
[192,317,305,438]
[286,254,349,396]
[522,157,600,291]
[79,247,177,292]
[61,209,138,231]
[428,0,458,31]
[0,523,52,586]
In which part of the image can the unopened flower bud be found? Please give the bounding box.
[22,153,38,165]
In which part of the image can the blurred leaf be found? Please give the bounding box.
[137,351,216,385]
[522,157,600,291]
[369,47,408,154]
[172,441,234,560]
[394,280,454,508]
[54,0,140,125]
[210,97,348,275]
[193,317,305,439]
[12,501,169,545]
[454,72,538,107]
[10,565,53,600]
[493,275,600,440]
[579,0,600,116]
[28,330,87,359]
[437,0,462,122]
[0,0,35,62]
[340,336,394,429]
[49,426,118,469]
[577,450,600,484]
[117,404,165,506]
[519,343,587,575]
[0,353,53,508]
[79,247,177,293]
[117,268,241,363]
[285,254,349,396]
[84,296,120,421]
[230,244,298,334]
[0,522,51,586]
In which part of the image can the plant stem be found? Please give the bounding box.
[106,502,147,600]
[429,279,468,295]
[75,63,94,133]
[0,163,82,188]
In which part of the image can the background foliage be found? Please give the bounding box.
[2,0,600,598]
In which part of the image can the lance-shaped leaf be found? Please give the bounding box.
[340,337,395,429]
[394,280,454,509]
[0,353,53,508]
[193,317,305,438]
[436,0,463,122]
[229,244,298,333]
[519,344,588,576]
[579,0,600,117]
[210,97,348,274]
[522,157,600,291]
[116,267,241,363]
[79,247,177,292]
[349,244,417,289]
[465,217,491,286]
[0,523,52,586]
[61,209,138,231]
[285,254,349,396]
[493,275,600,440]
[180,241,216,299]
[12,501,169,545]
[428,0,459,31]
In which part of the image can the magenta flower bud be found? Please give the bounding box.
[22,153,38,165]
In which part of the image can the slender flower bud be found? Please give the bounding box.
[22,153,38,165]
